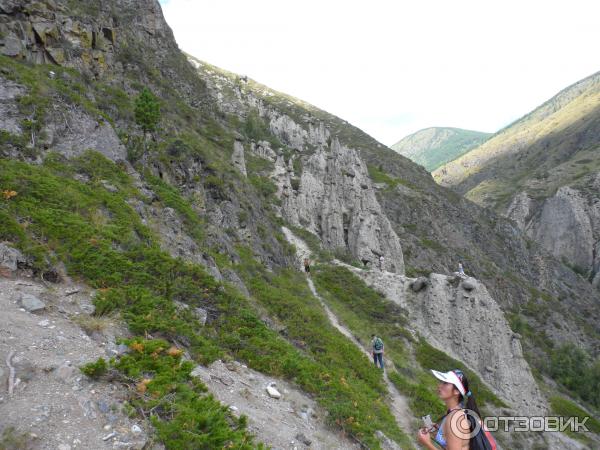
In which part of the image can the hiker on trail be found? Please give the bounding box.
[379,254,385,271]
[371,334,384,369]
[458,261,465,277]
[303,258,310,275]
[417,369,496,450]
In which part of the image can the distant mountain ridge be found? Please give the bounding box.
[433,70,600,289]
[433,71,600,201]
[391,127,491,171]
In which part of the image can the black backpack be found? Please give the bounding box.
[466,413,496,450]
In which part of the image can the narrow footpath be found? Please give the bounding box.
[282,226,416,447]
[306,277,415,439]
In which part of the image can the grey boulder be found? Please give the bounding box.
[19,293,46,312]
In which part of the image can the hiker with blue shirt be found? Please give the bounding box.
[371,334,384,369]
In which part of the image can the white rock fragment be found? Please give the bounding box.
[102,431,117,441]
[266,385,281,399]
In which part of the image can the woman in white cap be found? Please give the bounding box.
[417,368,495,449]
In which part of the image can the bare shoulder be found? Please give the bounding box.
[445,409,470,446]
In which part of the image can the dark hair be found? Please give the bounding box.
[457,371,482,420]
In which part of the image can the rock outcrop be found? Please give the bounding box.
[191,57,405,272]
[0,242,26,272]
[341,264,547,416]
[274,139,405,273]
[0,0,172,78]
[231,139,247,176]
[507,184,600,285]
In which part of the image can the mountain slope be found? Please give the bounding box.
[391,127,491,171]
[0,1,598,448]
[433,71,600,287]
[433,71,600,201]
[189,55,600,447]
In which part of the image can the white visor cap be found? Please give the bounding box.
[431,369,467,396]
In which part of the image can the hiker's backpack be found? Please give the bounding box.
[374,337,383,351]
[466,414,497,450]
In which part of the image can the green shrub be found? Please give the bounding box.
[86,339,264,449]
[405,265,431,278]
[134,87,161,135]
[243,110,269,141]
[549,344,600,408]
[288,226,320,251]
[245,153,275,175]
[204,175,228,200]
[145,174,204,242]
[80,357,108,379]
[249,175,277,199]
[420,238,445,253]
[367,165,417,190]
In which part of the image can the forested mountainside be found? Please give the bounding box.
[391,127,491,171]
[0,1,598,448]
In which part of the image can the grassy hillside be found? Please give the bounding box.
[0,49,415,448]
[391,127,491,171]
[0,152,414,448]
[433,71,600,210]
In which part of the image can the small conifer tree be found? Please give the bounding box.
[134,88,160,150]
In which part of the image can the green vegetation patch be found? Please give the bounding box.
[367,164,417,190]
[388,371,445,419]
[419,238,446,254]
[548,344,600,409]
[1,155,412,448]
[312,262,513,422]
[313,265,449,420]
[550,396,600,445]
[0,427,33,450]
[0,156,275,445]
[235,249,412,448]
[83,340,262,449]
[550,396,600,434]
[313,265,412,358]
[145,173,205,242]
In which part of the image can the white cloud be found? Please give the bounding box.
[159,0,600,145]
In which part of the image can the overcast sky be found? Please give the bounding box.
[159,0,600,146]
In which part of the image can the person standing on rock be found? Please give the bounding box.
[417,369,496,450]
[379,254,385,271]
[371,334,384,369]
[458,261,465,277]
[303,258,310,276]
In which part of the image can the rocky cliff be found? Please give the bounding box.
[343,266,545,415]
[190,56,405,270]
[0,0,177,78]
[506,180,600,288]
